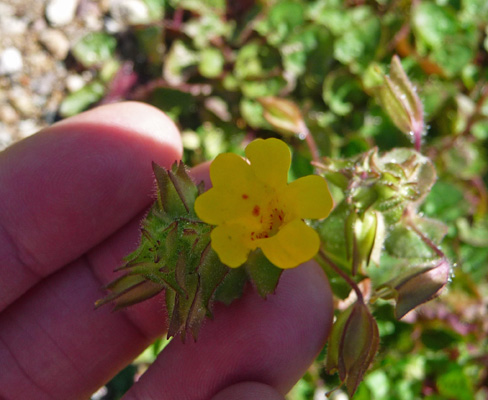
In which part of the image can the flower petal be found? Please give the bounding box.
[259,219,320,269]
[211,223,251,268]
[195,188,248,225]
[197,152,265,225]
[284,175,333,219]
[245,138,291,188]
[210,152,254,190]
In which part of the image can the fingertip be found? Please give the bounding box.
[211,382,285,400]
[47,101,183,162]
[190,161,212,189]
[0,101,183,310]
[52,101,183,159]
[125,261,333,400]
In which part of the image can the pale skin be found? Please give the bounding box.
[0,102,333,400]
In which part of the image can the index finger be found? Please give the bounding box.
[0,102,182,311]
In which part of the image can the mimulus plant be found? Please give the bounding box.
[98,85,450,396]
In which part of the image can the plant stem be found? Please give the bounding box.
[318,248,364,304]
[300,122,320,164]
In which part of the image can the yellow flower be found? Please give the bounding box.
[195,138,333,269]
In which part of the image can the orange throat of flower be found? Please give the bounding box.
[250,199,287,241]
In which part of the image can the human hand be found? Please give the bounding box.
[0,102,333,400]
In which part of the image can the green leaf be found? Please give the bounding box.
[245,249,283,298]
[71,32,117,68]
[457,217,488,247]
[240,76,287,98]
[280,28,318,78]
[441,139,487,179]
[413,3,458,49]
[234,42,281,80]
[135,25,165,67]
[213,267,248,305]
[141,0,165,21]
[384,225,435,260]
[421,181,469,222]
[198,47,224,78]
[333,6,380,72]
[255,0,305,46]
[184,14,233,49]
[436,365,475,400]
[421,328,460,351]
[323,71,365,116]
[150,88,196,120]
[163,40,199,85]
[239,98,271,129]
[59,81,105,117]
[413,3,478,77]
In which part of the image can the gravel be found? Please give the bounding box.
[0,47,23,75]
[0,0,111,151]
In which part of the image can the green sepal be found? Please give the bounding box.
[326,301,380,397]
[244,249,283,298]
[153,161,199,217]
[214,267,248,306]
[94,275,163,311]
[96,161,231,341]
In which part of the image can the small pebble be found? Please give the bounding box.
[39,29,70,60]
[31,72,59,97]
[0,123,14,151]
[0,15,28,36]
[45,0,79,27]
[18,119,42,138]
[0,3,15,18]
[66,74,85,92]
[9,86,36,116]
[104,17,122,33]
[0,47,23,75]
[0,103,19,124]
[110,0,150,25]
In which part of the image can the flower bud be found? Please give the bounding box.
[346,210,385,275]
[326,301,380,396]
[377,55,424,150]
[257,96,306,136]
[394,258,451,319]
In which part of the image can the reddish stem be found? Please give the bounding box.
[318,249,364,304]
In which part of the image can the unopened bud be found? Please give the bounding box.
[258,97,306,136]
[377,55,424,150]
[326,301,380,396]
[394,258,451,319]
[346,210,385,275]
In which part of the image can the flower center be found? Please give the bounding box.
[250,200,285,241]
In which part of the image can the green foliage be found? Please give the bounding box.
[65,1,488,398]
[71,32,117,68]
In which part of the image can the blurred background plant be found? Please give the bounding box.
[2,0,488,399]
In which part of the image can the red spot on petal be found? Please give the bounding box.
[253,205,260,216]
[242,194,248,199]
